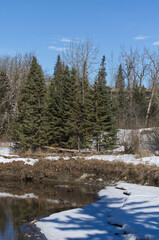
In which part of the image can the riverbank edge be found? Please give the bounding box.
[0,158,159,187]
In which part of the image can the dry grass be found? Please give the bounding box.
[140,129,154,135]
[0,137,11,147]
[135,148,152,158]
[1,156,159,187]
[18,148,50,158]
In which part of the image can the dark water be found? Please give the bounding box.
[0,182,100,240]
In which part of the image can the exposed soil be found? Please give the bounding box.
[0,157,159,187]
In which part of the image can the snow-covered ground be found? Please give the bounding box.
[44,153,159,168]
[36,182,159,240]
[85,154,159,167]
[0,128,157,167]
[1,144,159,167]
[0,146,38,166]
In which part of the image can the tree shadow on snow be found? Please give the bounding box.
[39,193,159,240]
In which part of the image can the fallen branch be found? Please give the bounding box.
[44,146,79,153]
[29,219,38,226]
[44,146,92,154]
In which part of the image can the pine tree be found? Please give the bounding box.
[92,56,116,151]
[12,57,48,149]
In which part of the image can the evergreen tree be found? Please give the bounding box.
[115,64,125,89]
[79,61,94,149]
[48,58,92,150]
[115,64,127,128]
[47,55,65,146]
[62,67,83,149]
[92,56,116,151]
[81,60,89,104]
[12,57,48,149]
[54,55,64,86]
[0,71,11,136]
[132,86,148,127]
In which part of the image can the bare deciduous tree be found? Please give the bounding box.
[145,49,159,127]
[0,52,34,114]
[132,50,148,89]
[63,37,99,104]
[63,37,99,78]
[120,46,139,89]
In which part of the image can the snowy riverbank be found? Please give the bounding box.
[1,144,159,168]
[36,182,159,240]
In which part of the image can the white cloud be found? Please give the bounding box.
[48,46,66,51]
[60,38,72,42]
[152,41,159,46]
[134,35,150,40]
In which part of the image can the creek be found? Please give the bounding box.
[0,181,100,240]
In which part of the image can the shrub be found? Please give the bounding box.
[121,130,140,154]
[148,128,159,151]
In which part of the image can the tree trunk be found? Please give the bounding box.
[145,85,155,127]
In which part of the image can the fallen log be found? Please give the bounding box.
[29,219,38,226]
[44,146,92,153]
[44,146,79,153]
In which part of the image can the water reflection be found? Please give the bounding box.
[0,182,99,240]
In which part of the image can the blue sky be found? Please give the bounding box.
[0,0,159,78]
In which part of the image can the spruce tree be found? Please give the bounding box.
[62,67,84,149]
[12,57,48,149]
[115,64,125,89]
[48,58,91,150]
[92,56,116,151]
[78,62,93,149]
[47,55,65,147]
[0,71,11,136]
[115,64,127,128]
[132,86,147,127]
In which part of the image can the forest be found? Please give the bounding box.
[0,39,159,151]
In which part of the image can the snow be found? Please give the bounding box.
[0,127,157,167]
[0,147,18,157]
[0,192,38,199]
[0,156,38,165]
[85,154,159,167]
[63,156,70,160]
[36,182,159,240]
[45,156,70,161]
[0,146,38,165]
[0,192,69,205]
[45,156,60,161]
[1,144,159,167]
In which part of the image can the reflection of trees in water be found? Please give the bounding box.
[0,198,8,236]
[10,198,57,223]
[0,197,54,240]
[0,184,98,240]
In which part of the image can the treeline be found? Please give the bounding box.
[0,53,33,136]
[12,55,116,151]
[113,47,159,128]
[1,41,159,150]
